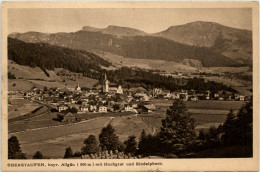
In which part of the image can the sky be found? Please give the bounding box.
[8,8,252,34]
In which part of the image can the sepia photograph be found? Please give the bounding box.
[1,1,259,171]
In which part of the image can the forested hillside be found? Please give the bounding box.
[8,38,111,78]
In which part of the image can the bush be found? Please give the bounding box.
[33,151,44,159]
[64,147,73,159]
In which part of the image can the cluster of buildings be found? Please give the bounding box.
[152,88,246,101]
[8,73,247,123]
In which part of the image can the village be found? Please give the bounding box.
[8,73,248,124]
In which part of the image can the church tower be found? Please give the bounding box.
[103,73,109,93]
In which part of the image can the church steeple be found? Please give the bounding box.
[103,73,109,93]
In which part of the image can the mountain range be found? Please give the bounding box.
[9,21,252,67]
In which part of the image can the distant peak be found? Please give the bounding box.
[81,26,104,32]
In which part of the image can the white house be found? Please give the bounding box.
[58,105,68,112]
[80,106,89,112]
[124,104,133,112]
[99,106,107,113]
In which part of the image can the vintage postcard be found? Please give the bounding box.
[1,1,259,171]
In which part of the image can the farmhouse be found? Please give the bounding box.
[99,106,107,113]
[57,112,76,123]
[58,105,68,112]
[80,105,89,112]
[140,104,156,113]
[179,92,188,101]
[124,104,133,112]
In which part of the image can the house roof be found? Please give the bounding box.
[65,112,75,117]
[109,84,120,88]
[143,104,156,110]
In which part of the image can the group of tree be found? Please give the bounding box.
[8,72,16,79]
[102,67,237,93]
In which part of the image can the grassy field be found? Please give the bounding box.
[9,115,152,158]
[9,111,135,133]
[8,99,41,119]
[8,79,43,91]
[9,112,60,133]
[97,52,197,72]
[146,99,245,129]
[152,99,244,110]
[8,60,98,91]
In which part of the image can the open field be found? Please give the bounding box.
[8,60,98,91]
[151,99,245,110]
[97,52,197,72]
[8,99,41,119]
[9,115,152,158]
[9,77,98,91]
[148,99,245,129]
[9,111,134,133]
[8,60,59,81]
[8,79,43,91]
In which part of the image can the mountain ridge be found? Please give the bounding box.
[9,21,252,66]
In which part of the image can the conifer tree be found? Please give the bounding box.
[64,147,73,159]
[222,109,237,145]
[124,135,137,155]
[81,135,100,155]
[33,151,44,159]
[159,99,196,155]
[99,124,120,151]
[8,136,26,159]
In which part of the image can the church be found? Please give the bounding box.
[103,74,123,94]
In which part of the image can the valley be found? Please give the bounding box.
[7,20,253,159]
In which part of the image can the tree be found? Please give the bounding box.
[8,136,26,159]
[234,100,253,146]
[64,147,73,159]
[159,99,196,155]
[124,135,137,155]
[33,151,44,159]
[8,72,16,79]
[222,109,237,145]
[221,100,253,148]
[99,124,120,151]
[138,129,147,155]
[137,129,160,156]
[81,135,100,155]
[43,86,48,92]
[112,104,120,111]
[69,107,78,113]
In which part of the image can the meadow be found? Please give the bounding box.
[147,99,245,129]
[8,99,41,119]
[9,115,152,158]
